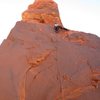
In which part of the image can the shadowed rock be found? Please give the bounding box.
[0,0,100,100]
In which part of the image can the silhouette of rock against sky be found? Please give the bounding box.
[0,0,100,100]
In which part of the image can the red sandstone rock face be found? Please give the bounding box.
[0,0,100,100]
[22,0,62,26]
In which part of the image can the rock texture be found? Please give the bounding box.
[22,0,62,26]
[0,0,100,100]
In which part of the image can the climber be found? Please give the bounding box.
[54,23,69,33]
[54,23,62,32]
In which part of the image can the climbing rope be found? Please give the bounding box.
[53,31,64,100]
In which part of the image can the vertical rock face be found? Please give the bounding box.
[0,0,100,100]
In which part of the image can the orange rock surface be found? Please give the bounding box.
[0,0,100,100]
[22,0,62,26]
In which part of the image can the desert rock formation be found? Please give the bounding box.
[0,0,100,100]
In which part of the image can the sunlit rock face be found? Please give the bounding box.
[0,0,100,100]
[22,0,62,26]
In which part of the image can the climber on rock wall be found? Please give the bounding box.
[54,23,69,33]
[54,23,61,32]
